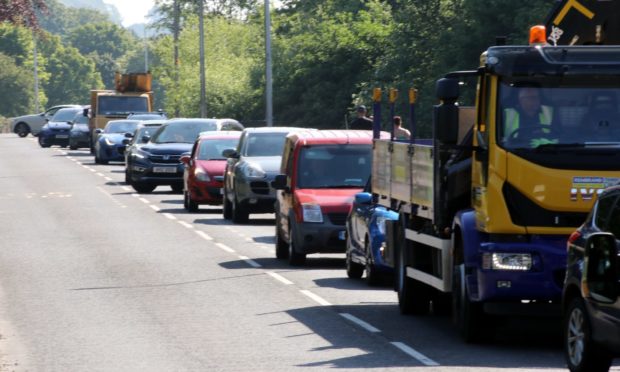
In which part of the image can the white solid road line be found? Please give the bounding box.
[339,313,381,333]
[215,243,235,253]
[195,231,213,241]
[300,290,331,306]
[238,255,261,268]
[266,271,293,285]
[390,342,439,366]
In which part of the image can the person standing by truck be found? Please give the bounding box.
[392,116,411,140]
[349,105,373,130]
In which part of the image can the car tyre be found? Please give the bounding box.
[185,191,198,212]
[171,184,183,194]
[232,196,249,223]
[364,239,381,286]
[223,194,232,220]
[69,144,78,150]
[132,182,156,193]
[275,216,289,259]
[38,136,50,148]
[125,168,131,184]
[345,236,363,279]
[288,223,306,266]
[15,123,30,137]
[565,297,613,372]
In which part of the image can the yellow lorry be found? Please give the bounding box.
[88,72,154,152]
[374,0,620,342]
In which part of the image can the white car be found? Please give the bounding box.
[11,104,82,137]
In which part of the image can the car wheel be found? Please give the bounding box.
[345,236,363,279]
[222,193,232,220]
[125,168,131,184]
[38,136,50,148]
[185,191,198,212]
[132,182,156,193]
[232,196,249,223]
[288,223,306,266]
[69,144,78,150]
[565,297,613,372]
[171,184,183,194]
[364,239,381,286]
[275,216,289,259]
[15,123,30,137]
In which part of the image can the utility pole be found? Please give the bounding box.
[265,0,273,126]
[198,0,207,118]
[173,0,180,117]
[144,26,149,72]
[33,34,40,113]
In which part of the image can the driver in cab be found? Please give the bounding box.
[503,87,558,148]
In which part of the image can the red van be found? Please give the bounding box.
[272,130,374,265]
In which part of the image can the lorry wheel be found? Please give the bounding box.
[396,221,429,315]
[565,297,613,372]
[275,218,289,259]
[452,263,487,342]
[288,224,306,266]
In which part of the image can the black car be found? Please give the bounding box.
[127,118,243,193]
[124,120,166,183]
[563,186,620,372]
[68,112,90,150]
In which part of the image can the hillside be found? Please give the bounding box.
[56,0,122,24]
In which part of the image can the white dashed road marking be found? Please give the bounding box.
[390,342,439,366]
[178,221,193,229]
[300,290,331,306]
[339,313,381,333]
[266,272,293,285]
[215,243,235,253]
[138,198,150,204]
[238,255,261,268]
[150,205,160,212]
[163,213,177,220]
[195,231,213,241]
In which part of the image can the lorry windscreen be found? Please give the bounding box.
[296,144,371,189]
[98,96,148,116]
[497,79,620,150]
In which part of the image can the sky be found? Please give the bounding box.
[103,0,155,27]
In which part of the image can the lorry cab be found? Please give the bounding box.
[272,130,374,266]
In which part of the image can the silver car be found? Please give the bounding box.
[11,104,82,137]
[223,127,305,223]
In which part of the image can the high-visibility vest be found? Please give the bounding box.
[504,106,553,136]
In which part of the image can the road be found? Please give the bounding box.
[0,133,614,371]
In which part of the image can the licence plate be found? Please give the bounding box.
[153,167,177,174]
[338,231,346,240]
[55,135,69,139]
[219,188,224,195]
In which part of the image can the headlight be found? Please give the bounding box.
[483,253,532,271]
[302,203,323,223]
[245,164,265,178]
[104,137,114,146]
[132,150,146,159]
[376,216,387,235]
[194,168,211,182]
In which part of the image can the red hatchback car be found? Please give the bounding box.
[181,131,242,212]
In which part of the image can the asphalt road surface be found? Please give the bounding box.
[0,134,617,371]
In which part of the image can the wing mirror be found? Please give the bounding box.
[354,192,373,205]
[222,148,239,159]
[271,174,289,192]
[180,155,191,165]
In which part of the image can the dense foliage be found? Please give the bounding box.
[0,0,557,133]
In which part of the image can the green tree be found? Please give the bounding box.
[0,53,35,117]
[38,33,103,106]
[0,0,47,30]
[38,0,111,38]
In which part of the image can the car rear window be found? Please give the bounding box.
[296,144,372,188]
[243,132,288,157]
[198,138,240,160]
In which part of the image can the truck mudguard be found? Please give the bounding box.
[453,209,483,269]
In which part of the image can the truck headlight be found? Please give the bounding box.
[302,203,323,223]
[483,253,532,271]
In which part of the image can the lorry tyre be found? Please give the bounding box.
[288,223,306,266]
[15,123,30,137]
[396,220,430,315]
[564,297,613,372]
[452,263,486,342]
[275,217,289,259]
[345,235,364,278]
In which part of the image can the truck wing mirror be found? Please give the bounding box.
[433,78,460,144]
[584,232,618,303]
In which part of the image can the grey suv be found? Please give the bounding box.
[223,127,303,223]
